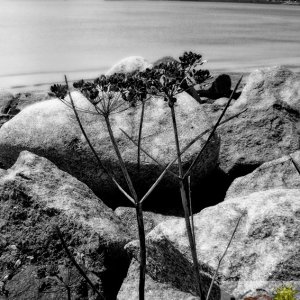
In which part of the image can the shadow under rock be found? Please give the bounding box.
[141,167,231,217]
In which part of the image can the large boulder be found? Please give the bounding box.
[126,188,300,299]
[118,258,202,300]
[15,90,54,111]
[226,151,300,199]
[212,66,300,178]
[0,91,220,208]
[0,91,53,129]
[105,56,152,76]
[0,151,132,299]
[230,66,300,113]
[217,105,300,177]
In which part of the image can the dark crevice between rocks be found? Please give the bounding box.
[108,167,232,217]
[226,163,261,186]
[115,162,263,216]
[96,163,262,217]
[100,250,131,300]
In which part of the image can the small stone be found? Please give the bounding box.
[8,245,17,251]
[14,259,21,267]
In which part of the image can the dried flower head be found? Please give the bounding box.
[50,84,68,100]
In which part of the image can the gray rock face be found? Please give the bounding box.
[105,56,152,76]
[230,66,300,113]
[0,151,132,299]
[115,207,180,240]
[118,258,201,300]
[0,91,14,114]
[126,188,300,298]
[226,151,300,199]
[217,105,300,177]
[0,91,220,208]
[212,66,300,177]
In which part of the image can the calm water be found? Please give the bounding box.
[0,0,300,89]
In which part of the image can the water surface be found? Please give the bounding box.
[0,0,299,89]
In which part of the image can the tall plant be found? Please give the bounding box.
[143,52,211,298]
[51,51,243,300]
[52,75,148,300]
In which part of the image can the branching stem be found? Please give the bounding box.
[104,115,146,300]
[205,213,244,300]
[64,75,135,205]
[170,103,204,299]
[56,226,104,300]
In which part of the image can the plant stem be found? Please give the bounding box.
[183,75,243,179]
[289,154,300,176]
[67,286,71,300]
[122,109,247,200]
[104,116,138,201]
[205,213,244,300]
[170,104,204,300]
[56,227,104,300]
[136,202,146,300]
[104,115,146,300]
[187,175,195,245]
[64,75,135,205]
[120,128,178,178]
[137,100,145,172]
[64,76,106,176]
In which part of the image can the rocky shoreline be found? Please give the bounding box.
[0,58,300,300]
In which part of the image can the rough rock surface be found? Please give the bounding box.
[114,207,180,240]
[217,105,300,177]
[0,91,220,208]
[0,91,54,129]
[230,66,300,113]
[0,91,52,114]
[226,150,300,199]
[118,258,201,300]
[0,92,14,114]
[208,66,300,178]
[126,188,300,298]
[105,56,152,76]
[0,151,132,299]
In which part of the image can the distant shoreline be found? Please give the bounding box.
[3,65,300,94]
[106,0,300,5]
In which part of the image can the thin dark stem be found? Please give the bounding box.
[183,75,243,179]
[170,104,204,300]
[120,128,178,178]
[205,213,244,300]
[139,109,247,205]
[290,154,300,176]
[64,75,135,205]
[187,175,195,244]
[56,226,104,300]
[137,100,145,172]
[64,76,106,177]
[104,116,139,202]
[67,286,71,300]
[104,116,146,300]
[123,109,247,183]
[136,202,146,300]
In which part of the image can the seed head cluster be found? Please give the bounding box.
[50,51,211,110]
